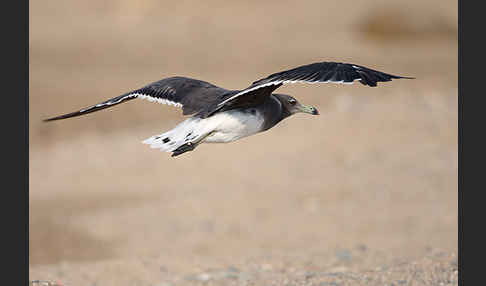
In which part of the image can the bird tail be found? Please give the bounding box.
[43,93,138,122]
[142,117,204,153]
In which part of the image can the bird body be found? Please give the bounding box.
[203,109,266,143]
[143,108,264,148]
[44,61,412,157]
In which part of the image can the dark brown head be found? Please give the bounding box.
[273,94,319,117]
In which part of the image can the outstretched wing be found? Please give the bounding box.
[216,62,413,109]
[44,76,231,121]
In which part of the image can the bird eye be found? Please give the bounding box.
[289,99,296,105]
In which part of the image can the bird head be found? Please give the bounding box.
[274,94,319,116]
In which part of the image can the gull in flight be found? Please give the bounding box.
[45,61,412,157]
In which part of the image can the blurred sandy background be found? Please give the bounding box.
[29,0,457,285]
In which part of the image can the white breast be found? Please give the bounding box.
[202,109,265,143]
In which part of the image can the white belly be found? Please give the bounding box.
[142,109,265,152]
[203,109,265,143]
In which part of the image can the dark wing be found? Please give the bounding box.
[196,84,282,118]
[44,76,231,121]
[215,62,413,110]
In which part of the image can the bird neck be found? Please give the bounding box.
[260,95,292,131]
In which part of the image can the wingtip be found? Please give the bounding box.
[42,115,67,122]
[397,75,415,80]
[42,117,57,122]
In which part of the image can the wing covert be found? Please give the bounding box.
[131,76,231,115]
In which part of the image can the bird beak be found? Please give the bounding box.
[298,104,319,115]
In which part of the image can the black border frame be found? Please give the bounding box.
[4,0,28,284]
[459,1,482,285]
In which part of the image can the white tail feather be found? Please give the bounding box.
[142,118,203,152]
